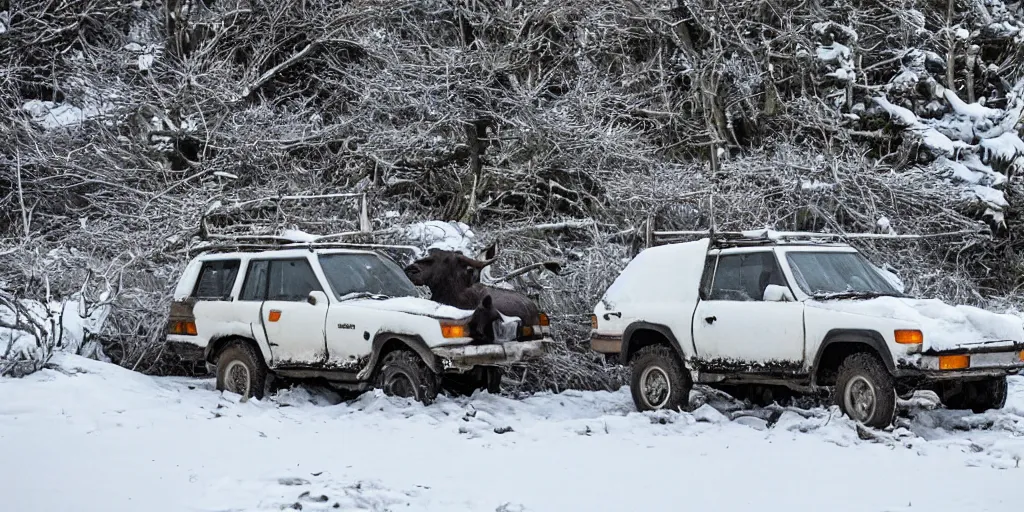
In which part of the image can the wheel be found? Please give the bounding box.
[629,345,692,412]
[373,350,439,404]
[441,366,503,396]
[938,377,1008,413]
[215,341,270,400]
[834,352,897,428]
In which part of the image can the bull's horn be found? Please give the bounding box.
[458,254,496,269]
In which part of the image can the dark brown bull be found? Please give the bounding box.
[404,248,543,326]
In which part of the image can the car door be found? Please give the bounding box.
[691,250,806,371]
[319,253,380,368]
[246,257,329,367]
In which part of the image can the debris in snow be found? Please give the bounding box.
[816,43,851,62]
[800,180,835,191]
[22,100,104,129]
[213,171,238,180]
[692,404,729,424]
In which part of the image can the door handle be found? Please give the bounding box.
[704,316,716,325]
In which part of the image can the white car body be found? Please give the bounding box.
[591,237,1024,388]
[165,247,552,386]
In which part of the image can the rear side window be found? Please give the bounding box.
[239,258,326,301]
[191,260,240,300]
[709,251,786,301]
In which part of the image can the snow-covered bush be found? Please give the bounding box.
[0,291,111,377]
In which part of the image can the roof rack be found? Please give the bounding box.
[191,241,425,266]
[645,226,989,248]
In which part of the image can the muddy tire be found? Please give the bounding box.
[215,341,270,400]
[442,366,503,396]
[835,352,896,428]
[373,350,439,404]
[938,377,1008,413]
[629,345,692,412]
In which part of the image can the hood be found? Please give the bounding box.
[347,296,474,320]
[807,296,1024,352]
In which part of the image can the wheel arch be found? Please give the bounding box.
[204,335,271,367]
[357,333,442,381]
[812,329,896,386]
[622,322,688,364]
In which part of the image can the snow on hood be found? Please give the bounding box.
[809,296,1024,352]
[346,296,474,320]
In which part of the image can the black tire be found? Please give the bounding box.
[215,340,270,400]
[629,345,692,412]
[373,350,439,404]
[442,366,503,397]
[835,352,897,428]
[939,377,1008,413]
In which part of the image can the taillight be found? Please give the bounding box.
[168,320,197,335]
[590,315,598,329]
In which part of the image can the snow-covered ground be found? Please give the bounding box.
[2,356,1023,512]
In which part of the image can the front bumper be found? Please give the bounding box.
[897,346,1024,381]
[433,338,556,371]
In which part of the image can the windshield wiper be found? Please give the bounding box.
[338,291,391,301]
[812,290,902,300]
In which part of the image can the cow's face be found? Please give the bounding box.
[404,249,494,289]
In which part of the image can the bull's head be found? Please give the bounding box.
[467,295,501,343]
[403,248,496,289]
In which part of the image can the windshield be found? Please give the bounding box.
[318,253,419,300]
[785,251,901,299]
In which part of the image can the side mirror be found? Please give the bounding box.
[308,290,328,306]
[763,284,795,302]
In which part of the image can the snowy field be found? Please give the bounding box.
[2,356,1023,512]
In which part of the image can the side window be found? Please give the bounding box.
[267,259,323,301]
[240,260,269,301]
[192,260,240,300]
[709,252,786,301]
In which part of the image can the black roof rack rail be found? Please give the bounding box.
[193,241,422,255]
[645,227,989,249]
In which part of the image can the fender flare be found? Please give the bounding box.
[811,329,896,384]
[356,333,442,380]
[621,321,688,363]
[204,335,274,367]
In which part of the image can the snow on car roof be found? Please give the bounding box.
[598,238,711,310]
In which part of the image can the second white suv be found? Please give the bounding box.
[164,244,554,402]
[591,231,1024,428]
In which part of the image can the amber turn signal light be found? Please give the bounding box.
[590,315,598,330]
[938,354,970,370]
[1019,350,1024,362]
[894,329,924,344]
[440,323,468,338]
[538,313,550,327]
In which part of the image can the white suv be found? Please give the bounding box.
[591,232,1024,428]
[165,244,553,402]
